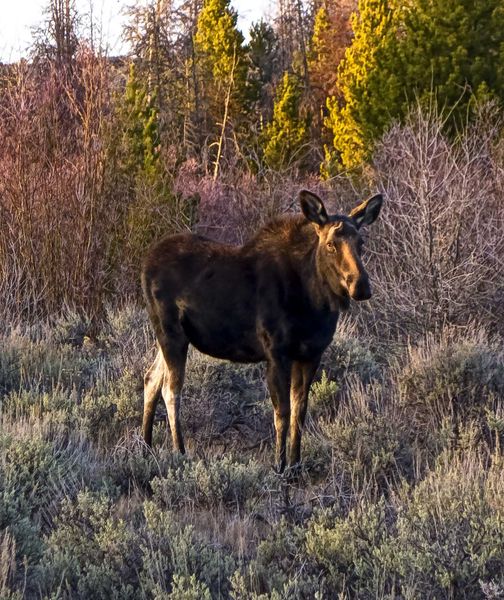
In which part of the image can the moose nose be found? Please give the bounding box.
[346,275,372,301]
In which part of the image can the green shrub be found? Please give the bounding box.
[232,518,323,599]
[151,456,269,511]
[99,304,152,360]
[2,308,504,599]
[0,530,21,600]
[306,498,395,598]
[107,440,184,493]
[319,381,414,494]
[165,574,212,600]
[392,451,504,598]
[40,490,141,600]
[0,428,100,595]
[0,330,97,395]
[141,502,236,598]
[398,329,504,429]
[320,330,379,385]
[309,370,340,416]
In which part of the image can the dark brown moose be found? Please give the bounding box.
[141,190,383,472]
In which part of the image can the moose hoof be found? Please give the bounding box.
[284,463,303,483]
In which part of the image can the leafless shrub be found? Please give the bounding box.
[0,48,118,324]
[367,103,504,337]
[175,161,332,245]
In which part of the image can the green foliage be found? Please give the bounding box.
[306,498,393,596]
[398,330,504,429]
[0,329,97,397]
[324,0,399,172]
[247,20,279,112]
[393,452,504,597]
[321,332,380,384]
[262,72,310,170]
[325,0,504,172]
[231,519,321,598]
[0,428,100,595]
[112,63,200,290]
[120,63,161,179]
[320,382,415,491]
[195,0,245,88]
[167,574,212,600]
[396,0,504,128]
[141,502,236,598]
[195,0,248,124]
[309,370,340,415]
[40,490,140,599]
[308,1,356,156]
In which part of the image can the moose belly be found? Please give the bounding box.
[180,308,265,363]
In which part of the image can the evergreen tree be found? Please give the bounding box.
[397,0,504,124]
[193,0,250,173]
[309,0,356,100]
[325,0,504,172]
[262,72,310,170]
[247,20,280,119]
[194,0,248,124]
[323,0,398,172]
[119,63,161,180]
[308,0,356,160]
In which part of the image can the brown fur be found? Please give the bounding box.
[141,190,383,472]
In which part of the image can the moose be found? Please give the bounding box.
[141,190,383,472]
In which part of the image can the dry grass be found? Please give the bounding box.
[1,308,503,598]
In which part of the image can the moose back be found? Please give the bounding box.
[141,190,383,472]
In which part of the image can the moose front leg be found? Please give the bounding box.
[266,356,292,473]
[289,358,320,468]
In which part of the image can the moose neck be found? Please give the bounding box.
[243,214,347,313]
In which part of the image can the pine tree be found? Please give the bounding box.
[398,0,504,124]
[309,0,356,100]
[124,0,208,162]
[325,0,504,172]
[262,72,310,170]
[323,0,398,172]
[119,63,161,180]
[194,0,248,122]
[193,0,250,173]
[247,20,280,118]
[308,0,356,161]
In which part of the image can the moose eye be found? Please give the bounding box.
[327,241,336,253]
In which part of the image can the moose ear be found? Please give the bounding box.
[299,190,329,226]
[349,194,383,228]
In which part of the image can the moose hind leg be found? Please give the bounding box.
[162,362,187,453]
[142,348,165,446]
[159,334,188,454]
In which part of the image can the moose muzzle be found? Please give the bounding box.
[346,274,372,301]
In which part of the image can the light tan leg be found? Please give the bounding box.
[266,357,292,473]
[288,359,320,468]
[142,347,165,446]
[162,363,186,454]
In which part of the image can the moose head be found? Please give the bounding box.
[299,190,383,306]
